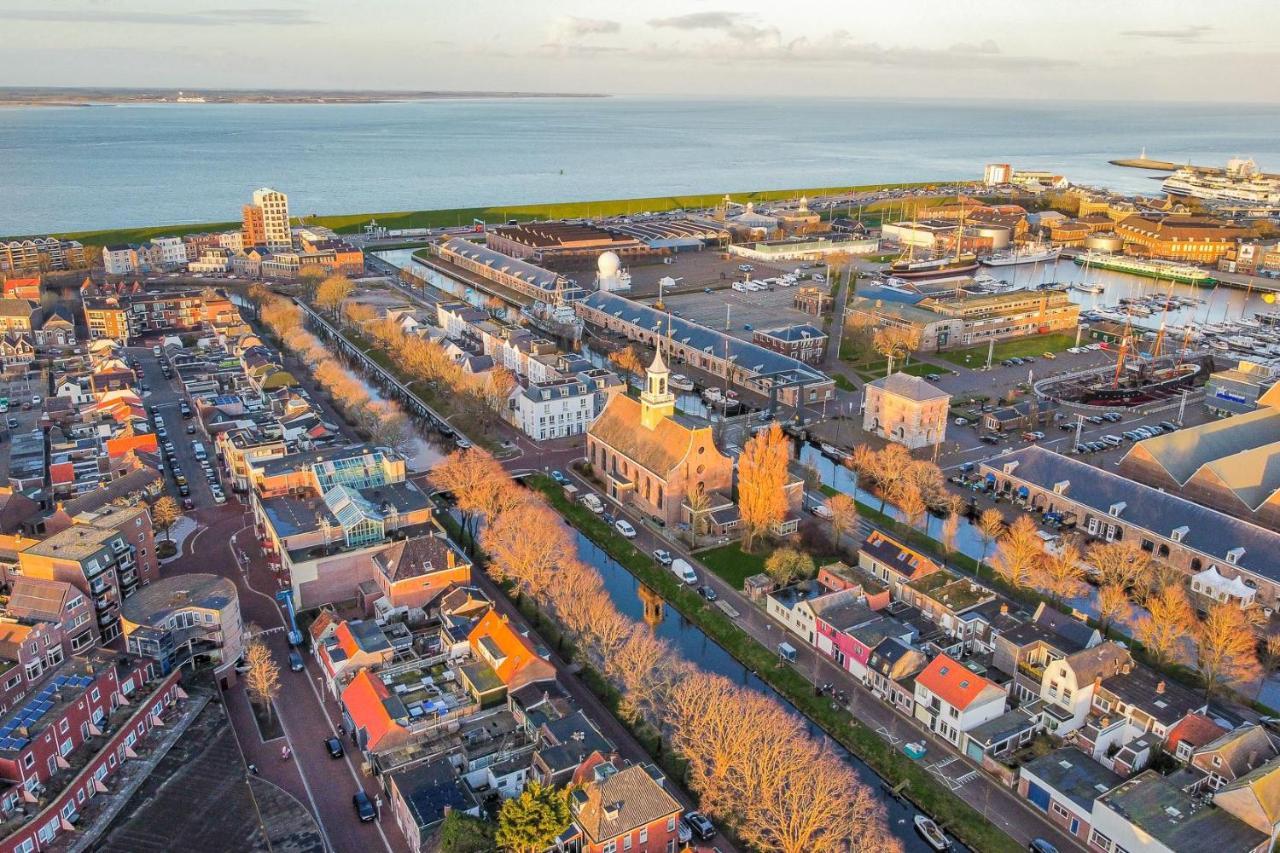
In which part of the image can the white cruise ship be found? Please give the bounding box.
[1162,158,1280,206]
[980,241,1061,267]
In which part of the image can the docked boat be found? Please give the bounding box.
[669,373,695,392]
[702,387,724,403]
[1072,282,1106,294]
[887,253,980,280]
[980,241,1062,267]
[1072,251,1215,286]
[914,816,951,851]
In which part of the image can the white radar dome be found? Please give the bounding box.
[598,251,621,277]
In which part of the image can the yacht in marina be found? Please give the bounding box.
[980,241,1061,267]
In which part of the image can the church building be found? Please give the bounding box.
[586,350,733,528]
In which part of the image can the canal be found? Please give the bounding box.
[573,529,964,853]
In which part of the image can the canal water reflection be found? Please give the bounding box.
[574,531,964,853]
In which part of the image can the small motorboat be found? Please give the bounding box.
[669,373,694,392]
[702,387,724,403]
[914,815,950,851]
[903,741,927,760]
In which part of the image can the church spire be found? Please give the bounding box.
[639,347,674,430]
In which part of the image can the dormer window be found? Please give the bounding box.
[1171,526,1188,543]
[1226,547,1245,565]
[1002,461,1020,475]
[1109,502,1126,517]
[1053,480,1069,495]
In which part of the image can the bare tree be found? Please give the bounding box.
[481,503,569,600]
[1196,602,1261,698]
[895,482,928,531]
[825,493,858,550]
[315,274,354,315]
[150,495,183,541]
[1036,536,1086,604]
[976,508,1005,568]
[737,423,790,552]
[244,636,281,721]
[940,496,964,553]
[1096,583,1130,637]
[1085,540,1152,593]
[994,514,1041,590]
[1134,583,1195,667]
[872,326,917,374]
[608,345,645,389]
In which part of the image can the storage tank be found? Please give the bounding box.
[1086,232,1124,253]
[972,224,1011,250]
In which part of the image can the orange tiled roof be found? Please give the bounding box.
[334,621,359,659]
[1167,713,1227,754]
[468,610,539,686]
[588,393,700,475]
[916,653,1002,711]
[105,432,158,458]
[341,669,405,752]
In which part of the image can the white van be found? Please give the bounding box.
[580,493,604,514]
[670,559,698,585]
[192,441,207,460]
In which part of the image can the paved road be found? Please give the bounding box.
[553,458,1084,853]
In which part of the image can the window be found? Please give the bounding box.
[666,818,676,832]
[23,753,34,768]
[603,842,616,853]
[624,835,632,850]
[639,827,648,843]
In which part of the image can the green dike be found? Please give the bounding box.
[529,474,1021,853]
[32,181,942,245]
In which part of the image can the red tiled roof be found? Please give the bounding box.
[341,669,405,752]
[916,653,1002,711]
[1167,713,1227,753]
[49,462,76,486]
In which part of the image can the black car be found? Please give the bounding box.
[698,585,718,602]
[353,790,376,822]
[979,434,1000,445]
[178,484,190,497]
[325,736,345,758]
[684,811,715,840]
[1028,840,1058,853]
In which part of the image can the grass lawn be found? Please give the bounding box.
[935,332,1078,368]
[832,372,857,392]
[854,360,949,381]
[27,181,940,245]
[698,543,770,589]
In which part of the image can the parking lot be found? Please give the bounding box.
[126,346,228,511]
[0,370,48,482]
[624,248,797,298]
[657,281,826,341]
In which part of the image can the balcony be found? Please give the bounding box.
[1017,660,1046,681]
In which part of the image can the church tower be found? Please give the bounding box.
[639,348,675,430]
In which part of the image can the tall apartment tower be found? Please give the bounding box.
[241,187,291,249]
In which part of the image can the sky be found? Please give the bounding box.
[3,0,1277,102]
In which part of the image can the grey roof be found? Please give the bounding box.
[1032,603,1099,651]
[984,446,1280,585]
[580,292,831,388]
[1021,747,1124,811]
[389,757,476,830]
[1097,769,1267,853]
[967,702,1043,748]
[1123,407,1280,485]
[440,238,565,294]
[120,573,236,626]
[1100,665,1206,727]
[757,324,827,343]
[868,371,950,403]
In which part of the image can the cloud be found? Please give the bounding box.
[5,8,317,26]
[555,17,621,39]
[647,11,778,45]
[1120,24,1214,42]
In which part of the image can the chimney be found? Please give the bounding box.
[447,549,456,569]
[1156,680,1166,695]
[1000,603,1009,615]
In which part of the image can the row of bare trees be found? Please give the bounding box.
[254,290,415,454]
[429,448,899,853]
[981,511,1261,697]
[849,443,949,526]
[339,299,517,434]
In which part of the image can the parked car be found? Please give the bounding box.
[614,519,637,538]
[179,485,190,496]
[698,585,718,602]
[352,790,376,822]
[580,493,604,514]
[653,549,673,566]
[1159,420,1179,432]
[1085,415,1105,425]
[1103,412,1123,422]
[1029,840,1059,853]
[186,424,196,434]
[455,437,472,450]
[810,503,834,520]
[289,650,304,672]
[685,811,716,840]
[181,498,195,511]
[670,559,698,585]
[979,434,1000,445]
[550,470,569,485]
[926,373,941,381]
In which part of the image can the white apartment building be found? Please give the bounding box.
[511,377,596,440]
[103,245,139,276]
[149,236,189,268]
